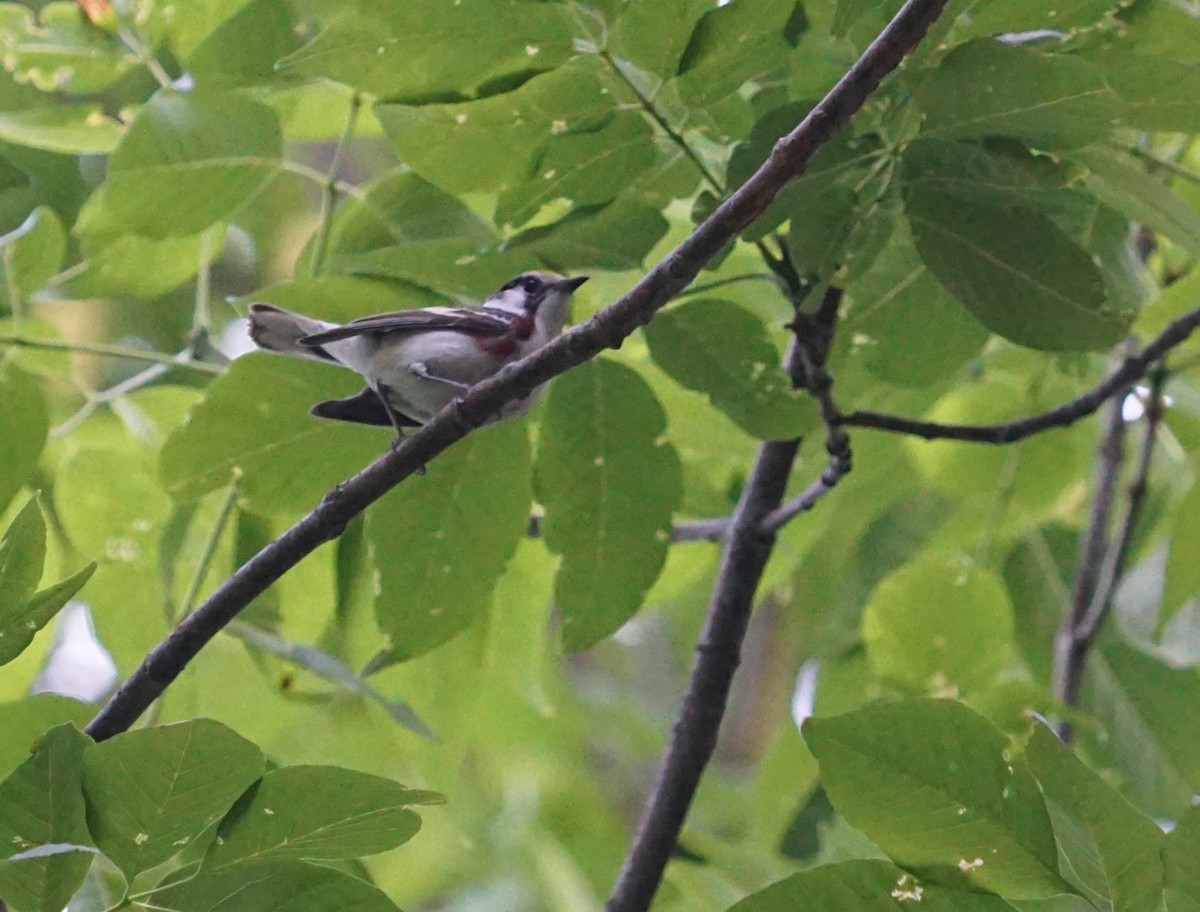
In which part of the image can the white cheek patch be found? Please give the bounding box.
[487,287,530,316]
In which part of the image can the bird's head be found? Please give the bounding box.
[485,271,588,337]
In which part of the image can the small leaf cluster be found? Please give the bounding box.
[0,717,438,912]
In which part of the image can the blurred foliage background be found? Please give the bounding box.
[2,0,1200,910]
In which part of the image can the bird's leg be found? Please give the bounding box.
[410,362,472,391]
[374,383,425,474]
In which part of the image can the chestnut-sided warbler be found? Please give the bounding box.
[247,271,588,434]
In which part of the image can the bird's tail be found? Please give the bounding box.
[247,303,338,361]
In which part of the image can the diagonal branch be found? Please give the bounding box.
[84,0,952,743]
[841,304,1200,443]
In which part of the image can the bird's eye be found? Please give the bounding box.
[522,276,543,294]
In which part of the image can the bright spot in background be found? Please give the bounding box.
[34,604,117,702]
[791,659,819,730]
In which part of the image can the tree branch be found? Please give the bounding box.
[1053,366,1165,740]
[762,288,852,533]
[1052,382,1127,739]
[840,303,1200,444]
[604,342,804,912]
[84,0,952,743]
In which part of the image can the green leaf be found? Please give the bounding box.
[68,232,219,300]
[904,187,1127,351]
[612,0,711,81]
[329,240,530,299]
[0,3,136,93]
[185,0,301,89]
[535,358,682,650]
[1163,481,1200,632]
[160,355,384,515]
[1079,639,1200,818]
[727,858,1015,911]
[81,719,265,878]
[374,61,615,193]
[0,364,47,516]
[509,199,669,271]
[643,298,813,440]
[1082,51,1200,134]
[863,554,1014,693]
[150,859,402,912]
[326,169,496,253]
[241,275,447,326]
[0,106,122,155]
[0,495,58,668]
[0,696,93,782]
[0,724,94,912]
[276,0,574,100]
[368,421,530,662]
[954,0,1125,36]
[1164,806,1200,912]
[915,39,1119,150]
[205,765,440,867]
[673,0,795,107]
[77,91,282,240]
[1072,147,1200,257]
[843,217,989,386]
[0,207,64,305]
[907,373,1092,509]
[803,699,1070,898]
[495,111,660,228]
[785,183,861,279]
[1024,725,1163,912]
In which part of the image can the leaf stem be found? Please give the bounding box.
[0,335,222,374]
[309,92,362,277]
[599,49,726,197]
[178,479,242,622]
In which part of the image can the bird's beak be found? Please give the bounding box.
[559,276,589,293]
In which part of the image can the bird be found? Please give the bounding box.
[247,271,588,436]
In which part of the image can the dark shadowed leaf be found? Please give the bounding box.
[535,358,682,650]
[904,187,1127,351]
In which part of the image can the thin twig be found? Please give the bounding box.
[1052,362,1131,741]
[527,513,730,544]
[51,363,169,439]
[1077,370,1165,642]
[0,335,222,374]
[761,288,852,532]
[84,0,953,744]
[841,304,1200,443]
[177,479,242,622]
[309,92,362,277]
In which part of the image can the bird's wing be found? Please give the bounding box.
[299,307,514,346]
